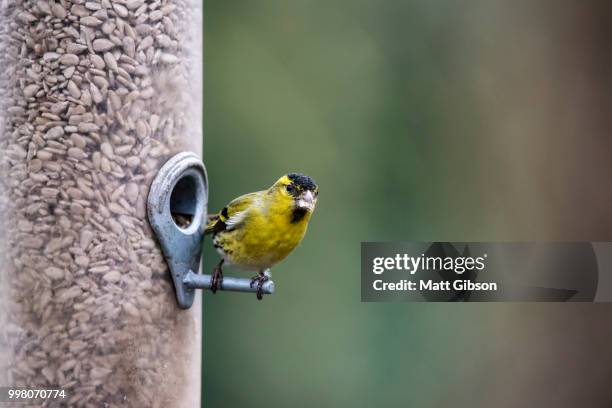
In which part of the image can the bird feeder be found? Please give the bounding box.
[0,1,203,406]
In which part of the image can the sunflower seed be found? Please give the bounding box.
[81,16,103,27]
[45,126,64,140]
[92,39,115,52]
[23,84,40,97]
[126,0,145,10]
[59,54,80,66]
[45,266,64,280]
[50,2,67,19]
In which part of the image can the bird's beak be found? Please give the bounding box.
[297,190,316,211]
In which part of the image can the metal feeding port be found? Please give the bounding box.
[147,152,275,309]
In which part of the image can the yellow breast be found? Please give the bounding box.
[214,192,312,270]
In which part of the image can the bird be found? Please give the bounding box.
[205,173,318,300]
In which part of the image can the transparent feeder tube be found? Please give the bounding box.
[0,1,202,407]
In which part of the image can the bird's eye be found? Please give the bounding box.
[286,184,296,194]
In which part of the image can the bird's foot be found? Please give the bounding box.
[250,272,269,300]
[211,262,224,294]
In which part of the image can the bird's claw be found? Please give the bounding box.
[250,273,269,300]
[211,265,223,294]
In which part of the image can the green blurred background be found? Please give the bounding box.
[202,1,612,407]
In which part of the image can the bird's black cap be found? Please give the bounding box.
[287,173,317,191]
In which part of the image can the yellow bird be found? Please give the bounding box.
[205,173,318,299]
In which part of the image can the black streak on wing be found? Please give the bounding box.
[206,208,228,235]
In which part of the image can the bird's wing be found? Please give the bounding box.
[205,191,260,235]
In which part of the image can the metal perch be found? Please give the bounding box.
[183,270,275,294]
